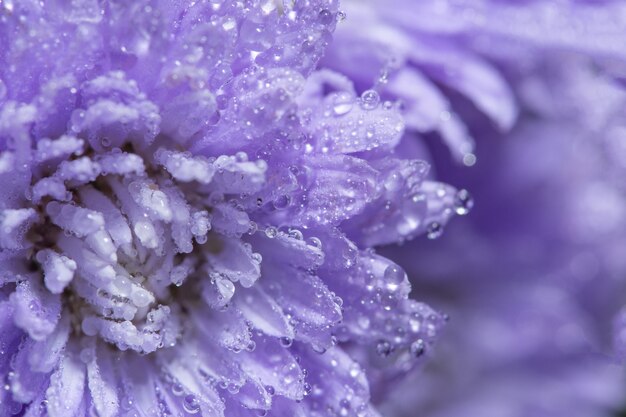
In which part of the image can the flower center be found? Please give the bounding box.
[12,137,263,354]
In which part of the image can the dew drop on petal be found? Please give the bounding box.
[272,195,291,210]
[131,288,152,308]
[410,339,426,358]
[376,340,392,357]
[265,226,277,238]
[384,264,405,284]
[454,189,474,215]
[318,8,333,24]
[332,92,354,116]
[426,222,443,240]
[171,383,184,397]
[182,394,200,414]
[308,236,322,249]
[360,89,380,110]
[463,153,477,167]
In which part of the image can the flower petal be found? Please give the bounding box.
[45,346,86,417]
[10,279,61,341]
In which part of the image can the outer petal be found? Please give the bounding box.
[45,346,86,417]
[86,342,120,417]
[10,279,61,341]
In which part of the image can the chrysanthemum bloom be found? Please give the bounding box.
[0,1,467,416]
[323,0,626,415]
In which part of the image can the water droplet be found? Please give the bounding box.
[265,226,277,238]
[182,394,200,414]
[81,317,99,336]
[410,339,426,358]
[360,90,380,110]
[383,264,404,284]
[280,337,293,348]
[272,195,291,210]
[426,222,443,240]
[333,296,343,307]
[79,348,94,364]
[463,153,477,167]
[235,151,248,162]
[342,242,358,268]
[38,400,48,412]
[308,237,322,249]
[131,288,152,308]
[376,340,392,357]
[318,9,333,24]
[453,189,474,215]
[171,383,184,396]
[288,228,303,240]
[340,398,351,411]
[332,92,354,116]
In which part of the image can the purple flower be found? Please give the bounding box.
[0,1,464,417]
[322,0,626,416]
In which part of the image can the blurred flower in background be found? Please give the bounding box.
[326,0,626,416]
